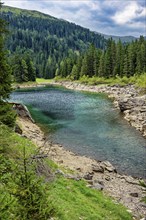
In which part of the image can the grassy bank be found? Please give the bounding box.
[78,73,146,88]
[0,123,133,220]
[37,73,146,89]
[13,73,146,90]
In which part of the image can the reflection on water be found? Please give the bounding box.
[11,86,146,178]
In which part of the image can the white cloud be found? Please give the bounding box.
[112,1,146,25]
[3,0,25,8]
[3,0,146,37]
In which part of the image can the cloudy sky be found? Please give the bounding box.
[3,0,146,37]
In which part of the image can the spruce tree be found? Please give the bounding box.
[25,55,36,81]
[139,42,146,73]
[127,43,136,77]
[13,57,28,83]
[104,38,114,78]
[123,52,129,76]
[80,55,88,77]
[0,5,12,99]
[0,2,16,127]
[94,49,102,76]
[86,44,95,77]
[98,52,105,77]
[71,64,78,80]
[76,56,82,79]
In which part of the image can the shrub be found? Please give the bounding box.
[0,101,16,128]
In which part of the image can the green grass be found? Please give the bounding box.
[0,123,36,158]
[48,177,133,220]
[0,124,133,220]
[13,81,37,88]
[36,78,54,84]
[2,5,57,20]
[78,73,146,88]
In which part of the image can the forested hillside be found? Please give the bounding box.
[1,5,146,84]
[1,6,106,79]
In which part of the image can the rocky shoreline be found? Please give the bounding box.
[13,101,146,220]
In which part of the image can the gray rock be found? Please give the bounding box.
[105,176,111,181]
[100,161,117,172]
[65,175,82,181]
[91,183,104,191]
[92,164,104,173]
[83,173,93,180]
[129,192,139,197]
[118,100,132,112]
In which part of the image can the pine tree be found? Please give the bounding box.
[98,52,105,77]
[0,2,16,127]
[60,59,68,78]
[111,40,116,77]
[80,54,88,77]
[94,49,102,76]
[55,68,59,77]
[71,64,78,80]
[86,44,95,77]
[25,55,36,81]
[123,52,129,76]
[66,57,73,75]
[21,59,28,82]
[104,38,115,78]
[0,6,12,99]
[127,43,136,77]
[114,40,124,77]
[139,42,146,73]
[76,56,82,79]
[13,57,28,83]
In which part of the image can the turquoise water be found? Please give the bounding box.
[11,86,146,178]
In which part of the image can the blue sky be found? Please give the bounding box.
[3,0,146,37]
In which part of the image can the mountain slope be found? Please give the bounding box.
[1,5,106,78]
[101,33,137,43]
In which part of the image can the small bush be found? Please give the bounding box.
[79,75,89,84]
[0,102,16,128]
[135,73,146,88]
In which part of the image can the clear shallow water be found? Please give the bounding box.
[11,86,146,178]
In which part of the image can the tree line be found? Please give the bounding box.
[8,36,146,83]
[56,37,146,80]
